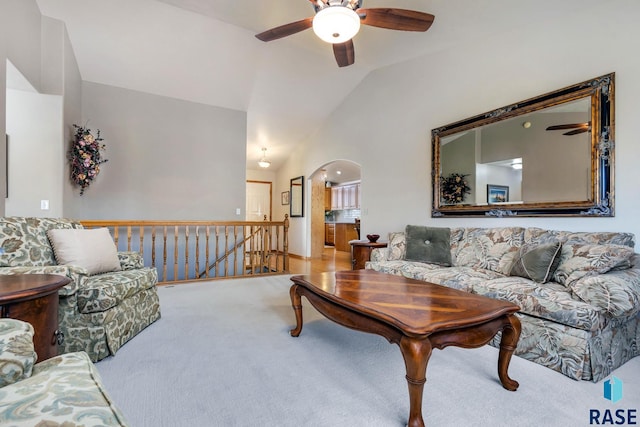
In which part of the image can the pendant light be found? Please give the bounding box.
[258,148,271,168]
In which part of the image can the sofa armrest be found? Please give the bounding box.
[370,248,387,262]
[118,251,144,270]
[0,319,37,388]
[0,266,79,296]
[568,268,640,317]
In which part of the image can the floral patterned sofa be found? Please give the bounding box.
[0,318,129,426]
[366,226,640,382]
[0,217,161,362]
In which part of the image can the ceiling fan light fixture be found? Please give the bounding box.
[312,6,361,44]
[258,147,271,168]
[511,158,523,170]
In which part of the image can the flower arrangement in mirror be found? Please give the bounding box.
[440,173,471,204]
[69,124,108,195]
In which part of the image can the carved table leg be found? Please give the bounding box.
[399,336,433,427]
[289,285,304,337]
[497,314,521,391]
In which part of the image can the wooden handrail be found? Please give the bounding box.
[81,216,289,284]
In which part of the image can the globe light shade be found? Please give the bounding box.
[312,6,361,44]
[258,147,271,168]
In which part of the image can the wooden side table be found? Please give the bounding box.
[350,241,388,270]
[0,274,70,361]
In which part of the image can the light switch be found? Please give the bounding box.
[41,200,50,210]
[235,208,241,215]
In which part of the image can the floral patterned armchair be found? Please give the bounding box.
[0,217,161,361]
[0,318,129,426]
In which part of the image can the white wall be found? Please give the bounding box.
[281,1,640,254]
[0,0,45,216]
[5,89,63,216]
[1,2,82,218]
[76,82,247,220]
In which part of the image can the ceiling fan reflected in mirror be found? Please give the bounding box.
[546,122,591,136]
[255,0,435,67]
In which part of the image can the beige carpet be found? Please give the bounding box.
[96,275,640,426]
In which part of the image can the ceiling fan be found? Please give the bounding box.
[545,122,591,136]
[255,0,434,67]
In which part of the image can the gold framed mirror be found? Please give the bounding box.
[431,73,614,217]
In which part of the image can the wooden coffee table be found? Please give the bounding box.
[289,270,521,427]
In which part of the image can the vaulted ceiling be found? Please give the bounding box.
[35,0,598,171]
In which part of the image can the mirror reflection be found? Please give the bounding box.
[440,97,591,205]
[290,176,304,217]
[432,73,614,217]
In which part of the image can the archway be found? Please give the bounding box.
[309,160,361,259]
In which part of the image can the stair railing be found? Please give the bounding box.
[81,215,289,284]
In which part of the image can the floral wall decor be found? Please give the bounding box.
[440,173,471,204]
[69,124,108,195]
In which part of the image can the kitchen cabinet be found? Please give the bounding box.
[343,184,359,209]
[325,223,335,246]
[334,223,359,252]
[330,183,360,210]
[324,188,331,211]
[331,186,343,210]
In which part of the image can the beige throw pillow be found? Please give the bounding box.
[47,228,121,275]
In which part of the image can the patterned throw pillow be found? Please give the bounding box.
[386,232,406,261]
[509,242,563,283]
[553,243,635,285]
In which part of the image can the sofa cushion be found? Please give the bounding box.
[567,268,640,317]
[509,242,563,283]
[76,268,158,314]
[405,225,451,266]
[23,218,84,265]
[0,217,82,267]
[0,320,36,388]
[48,228,121,275]
[386,232,407,261]
[454,227,525,274]
[524,227,636,248]
[553,243,635,285]
[365,260,504,293]
[0,352,129,426]
[0,218,25,267]
[471,277,604,332]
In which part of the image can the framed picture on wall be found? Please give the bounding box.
[281,191,290,205]
[487,185,509,204]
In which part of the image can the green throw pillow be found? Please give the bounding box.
[404,225,451,266]
[509,242,563,283]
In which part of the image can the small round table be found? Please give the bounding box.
[0,274,70,361]
[350,241,388,270]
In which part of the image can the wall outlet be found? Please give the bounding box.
[40,200,50,210]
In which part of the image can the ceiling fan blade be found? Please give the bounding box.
[333,40,355,67]
[563,128,590,136]
[358,8,434,32]
[546,122,590,131]
[255,17,314,42]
